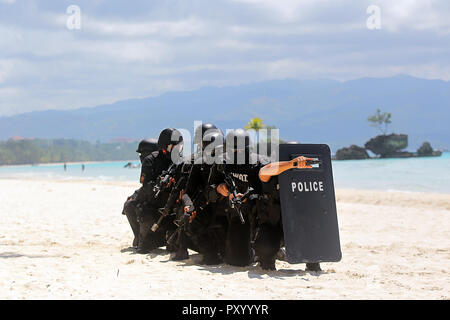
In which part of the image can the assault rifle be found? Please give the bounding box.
[151,173,187,233]
[222,171,253,225]
[165,164,210,246]
[153,163,177,199]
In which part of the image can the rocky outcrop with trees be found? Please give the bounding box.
[335,134,441,160]
[364,133,413,158]
[334,145,370,160]
[334,109,442,160]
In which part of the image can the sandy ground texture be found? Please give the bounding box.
[0,178,449,300]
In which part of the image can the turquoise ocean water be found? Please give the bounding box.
[0,152,449,194]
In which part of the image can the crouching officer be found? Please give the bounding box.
[135,128,184,253]
[215,129,269,267]
[253,174,284,270]
[122,138,158,247]
[176,124,228,264]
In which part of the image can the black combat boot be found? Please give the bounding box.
[137,220,164,253]
[305,262,322,272]
[201,253,223,265]
[172,248,189,261]
[258,257,276,271]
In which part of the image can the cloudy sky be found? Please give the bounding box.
[0,0,449,116]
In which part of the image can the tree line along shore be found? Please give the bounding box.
[0,138,139,166]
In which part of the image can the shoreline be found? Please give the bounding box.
[333,151,449,162]
[0,177,140,188]
[1,151,447,167]
[0,159,139,168]
[333,153,444,161]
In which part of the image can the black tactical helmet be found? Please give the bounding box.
[202,130,224,163]
[202,130,224,150]
[158,128,183,151]
[136,138,158,154]
[194,123,218,145]
[225,129,250,151]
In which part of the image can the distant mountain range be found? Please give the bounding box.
[0,75,449,153]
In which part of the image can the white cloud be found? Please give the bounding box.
[0,25,170,64]
[230,0,321,21]
[0,59,17,83]
[228,21,363,36]
[0,0,449,116]
[80,40,170,63]
[50,13,207,38]
[215,39,266,51]
[231,0,450,34]
[0,86,19,97]
[378,0,449,33]
[86,17,207,38]
[0,87,22,116]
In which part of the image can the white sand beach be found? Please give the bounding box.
[0,178,449,300]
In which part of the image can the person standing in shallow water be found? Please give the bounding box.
[64,163,67,171]
[82,164,85,172]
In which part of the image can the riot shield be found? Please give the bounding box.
[278,144,341,264]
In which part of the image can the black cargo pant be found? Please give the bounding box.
[137,202,176,252]
[253,196,283,269]
[186,203,227,264]
[122,190,140,247]
[222,201,255,267]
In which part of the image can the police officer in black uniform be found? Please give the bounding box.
[122,138,158,247]
[151,151,196,254]
[177,125,228,264]
[135,128,184,253]
[214,129,270,267]
[253,175,284,270]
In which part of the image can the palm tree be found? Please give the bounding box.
[244,117,266,131]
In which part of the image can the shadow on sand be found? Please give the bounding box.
[0,251,60,259]
[120,246,168,257]
[119,246,331,279]
[166,254,329,279]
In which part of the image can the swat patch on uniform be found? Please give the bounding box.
[278,144,342,264]
[231,172,249,182]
